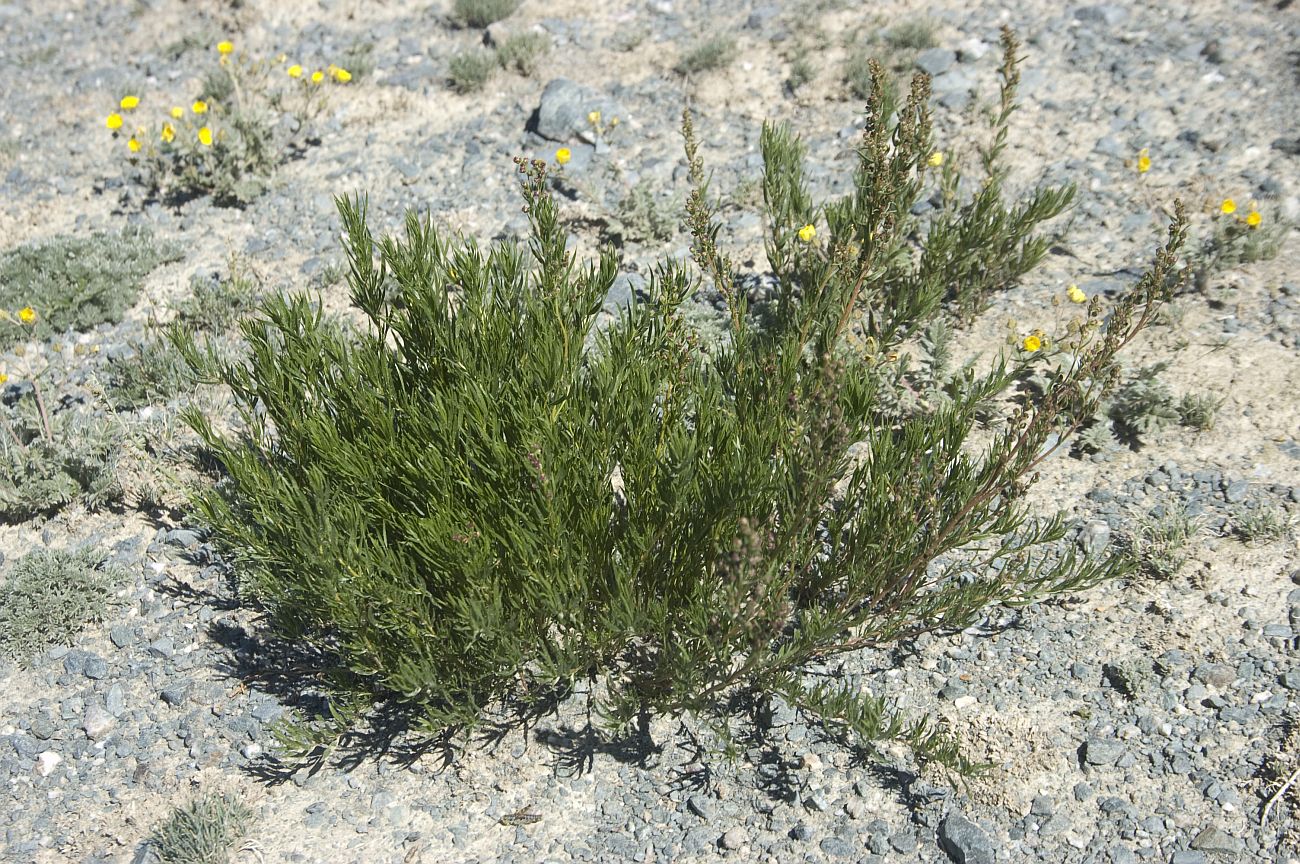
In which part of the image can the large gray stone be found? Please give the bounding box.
[938,814,995,864]
[535,78,625,143]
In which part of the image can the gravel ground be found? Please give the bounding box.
[1,1,1298,862]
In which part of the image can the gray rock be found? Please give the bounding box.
[1224,479,1249,503]
[1083,738,1124,766]
[109,626,136,649]
[83,655,109,680]
[938,814,995,864]
[1189,827,1243,854]
[105,684,126,717]
[535,78,624,143]
[1193,663,1235,687]
[1170,852,1207,864]
[720,827,746,850]
[82,704,114,741]
[1081,521,1111,555]
[915,48,956,77]
[819,836,857,858]
[1074,5,1129,26]
[160,685,189,706]
[687,794,713,819]
[791,821,814,842]
[147,637,174,659]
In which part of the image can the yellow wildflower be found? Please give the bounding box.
[0,373,7,385]
[1245,210,1262,228]
[161,123,175,143]
[311,70,325,84]
[197,126,213,146]
[588,110,601,125]
[609,117,620,127]
[18,306,37,324]
[170,106,184,119]
[1066,284,1086,304]
[927,151,944,168]
[555,147,571,165]
[797,224,816,243]
[1022,333,1042,352]
[287,64,303,78]
[1136,148,1151,174]
[127,137,141,153]
[120,95,140,110]
[217,40,234,55]
[334,67,352,83]
[106,113,123,130]
[192,100,208,115]
[1219,198,1236,215]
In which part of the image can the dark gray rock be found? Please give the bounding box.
[1189,827,1243,854]
[1083,737,1124,766]
[535,78,624,143]
[938,814,994,864]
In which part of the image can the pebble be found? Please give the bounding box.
[938,813,995,864]
[720,827,745,850]
[82,704,114,741]
[35,751,62,778]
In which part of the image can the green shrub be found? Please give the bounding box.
[448,50,497,93]
[177,30,1187,772]
[0,394,121,521]
[147,793,253,864]
[0,229,182,349]
[0,548,122,665]
[1233,505,1292,544]
[1127,509,1197,579]
[496,32,550,76]
[883,19,938,51]
[453,0,519,28]
[675,36,738,76]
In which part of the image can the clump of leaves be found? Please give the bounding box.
[176,29,1187,774]
[496,32,550,76]
[0,229,182,350]
[1177,391,1221,431]
[0,548,122,666]
[176,264,263,333]
[449,49,497,93]
[1074,365,1217,454]
[884,19,939,51]
[1127,509,1198,579]
[1195,202,1287,284]
[675,36,738,76]
[612,178,678,245]
[113,45,351,205]
[147,792,253,864]
[453,0,519,28]
[1,389,122,521]
[1233,505,1293,544]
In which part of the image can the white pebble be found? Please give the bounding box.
[1251,691,1273,704]
[953,696,977,710]
[35,752,61,777]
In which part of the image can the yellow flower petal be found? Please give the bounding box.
[0,373,8,385]
[797,224,816,243]
[217,40,234,55]
[1022,334,1042,352]
[161,123,175,143]
[555,147,571,165]
[18,306,37,324]
[171,106,184,119]
[1136,148,1151,174]
[1245,210,1262,227]
[127,137,141,153]
[587,110,601,125]
[119,95,140,110]
[311,70,325,84]
[287,64,303,78]
[1219,198,1236,215]
[927,151,944,168]
[192,100,208,115]
[106,113,123,130]
[1066,284,1086,304]
[334,67,352,83]
[197,126,213,146]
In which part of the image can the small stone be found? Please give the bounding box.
[1074,5,1129,26]
[915,48,956,76]
[1280,670,1300,690]
[1193,663,1235,687]
[35,751,62,777]
[105,684,126,717]
[803,792,830,813]
[687,794,713,819]
[720,827,746,850]
[1189,827,1243,854]
[110,626,135,649]
[1224,479,1249,503]
[1074,782,1094,802]
[953,695,977,710]
[241,743,263,760]
[938,814,995,864]
[1170,852,1207,864]
[83,654,109,680]
[790,821,814,842]
[845,799,867,819]
[1083,738,1124,766]
[83,704,114,741]
[160,685,189,706]
[1081,521,1111,555]
[147,637,175,659]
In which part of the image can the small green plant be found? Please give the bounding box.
[496,32,550,76]
[1110,363,1181,443]
[788,52,816,91]
[883,19,938,51]
[448,50,497,93]
[453,0,519,28]
[1233,505,1292,544]
[0,229,182,350]
[176,264,262,333]
[612,178,679,245]
[0,548,122,666]
[1,386,122,520]
[103,337,193,411]
[105,41,354,204]
[147,792,253,864]
[1128,509,1198,579]
[1196,198,1287,279]
[1177,391,1221,431]
[177,29,1187,773]
[675,36,738,76]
